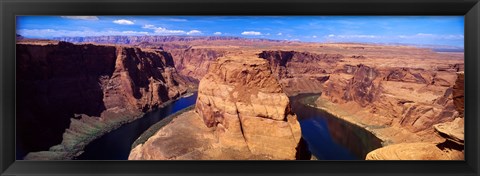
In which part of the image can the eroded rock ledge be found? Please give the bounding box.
[129,54,308,160]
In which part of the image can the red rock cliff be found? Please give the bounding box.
[169,48,225,82]
[16,41,189,154]
[258,50,341,96]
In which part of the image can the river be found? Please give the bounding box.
[76,92,381,160]
[290,93,383,160]
[75,92,198,160]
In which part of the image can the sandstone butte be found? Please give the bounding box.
[16,41,193,160]
[129,53,309,160]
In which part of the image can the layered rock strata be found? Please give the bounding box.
[312,52,464,160]
[258,50,341,96]
[129,54,307,160]
[169,48,225,81]
[17,41,189,159]
[351,67,464,160]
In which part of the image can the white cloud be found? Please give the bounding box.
[121,31,150,35]
[167,18,188,22]
[113,19,134,25]
[143,25,185,35]
[399,33,464,40]
[143,24,155,29]
[213,32,222,35]
[277,33,282,35]
[154,28,185,35]
[186,30,202,35]
[142,24,201,35]
[312,35,317,38]
[241,31,262,36]
[61,16,99,20]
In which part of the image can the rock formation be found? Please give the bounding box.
[452,72,464,116]
[258,50,341,96]
[129,53,307,160]
[363,69,465,160]
[365,142,463,160]
[321,63,460,133]
[17,41,189,159]
[195,55,303,159]
[169,48,225,81]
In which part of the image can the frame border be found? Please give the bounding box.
[1,0,479,175]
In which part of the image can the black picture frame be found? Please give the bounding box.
[1,0,479,175]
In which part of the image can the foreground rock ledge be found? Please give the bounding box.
[365,142,463,160]
[129,54,307,160]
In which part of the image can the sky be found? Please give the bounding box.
[16,16,464,47]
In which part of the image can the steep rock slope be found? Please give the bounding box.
[320,63,461,133]
[258,50,342,96]
[365,71,465,160]
[17,41,189,159]
[169,48,225,81]
[313,61,464,159]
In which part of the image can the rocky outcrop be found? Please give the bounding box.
[365,142,463,160]
[258,51,341,96]
[195,55,306,159]
[321,63,461,133]
[169,48,225,81]
[452,72,464,116]
[433,72,464,146]
[362,68,465,160]
[434,118,464,145]
[342,64,380,107]
[385,67,433,84]
[17,42,189,159]
[129,54,307,160]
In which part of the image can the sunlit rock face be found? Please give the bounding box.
[195,55,304,159]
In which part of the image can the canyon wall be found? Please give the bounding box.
[258,51,341,96]
[17,41,189,158]
[169,48,225,81]
[319,63,462,133]
[366,71,465,160]
[312,55,464,159]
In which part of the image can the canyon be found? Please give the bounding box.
[17,36,464,160]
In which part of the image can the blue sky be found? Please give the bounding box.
[17,16,464,47]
